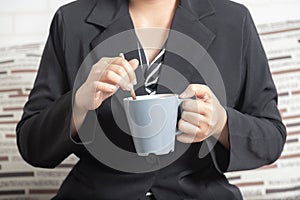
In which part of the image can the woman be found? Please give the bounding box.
[17,0,286,199]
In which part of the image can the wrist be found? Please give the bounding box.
[74,89,88,116]
[213,107,227,139]
[212,107,230,149]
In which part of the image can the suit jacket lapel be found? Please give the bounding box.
[86,0,133,51]
[84,0,217,95]
[157,1,216,94]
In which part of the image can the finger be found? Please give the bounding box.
[177,119,208,143]
[180,84,211,101]
[178,119,198,137]
[94,81,117,93]
[101,57,115,67]
[129,59,139,70]
[89,57,115,81]
[181,100,209,115]
[119,55,138,85]
[113,57,139,71]
[97,57,116,70]
[101,70,131,91]
[107,64,130,83]
[181,111,207,127]
[176,133,196,143]
[113,57,138,85]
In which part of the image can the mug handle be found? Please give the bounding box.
[175,96,195,135]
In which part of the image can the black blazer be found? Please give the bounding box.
[16,0,286,199]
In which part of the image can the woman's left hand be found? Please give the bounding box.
[177,84,228,144]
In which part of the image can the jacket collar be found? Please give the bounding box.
[86,0,215,28]
[86,0,129,28]
[87,0,216,50]
[86,0,217,94]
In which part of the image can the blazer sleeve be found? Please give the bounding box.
[16,9,83,168]
[208,8,287,172]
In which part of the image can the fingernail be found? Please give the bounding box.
[133,79,137,85]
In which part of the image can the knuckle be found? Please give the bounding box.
[91,63,99,70]
[90,82,100,93]
[182,101,187,109]
[92,81,98,89]
[100,57,109,65]
[196,127,203,136]
[202,84,209,89]
[203,125,210,135]
[204,85,211,93]
[208,119,217,128]
[181,111,187,119]
[201,116,208,125]
[202,131,209,138]
[105,70,113,79]
[206,105,213,115]
[208,121,214,128]
[178,119,184,130]
[103,84,111,91]
[116,67,124,75]
[196,117,202,127]
[98,70,106,80]
[121,60,127,67]
[195,100,202,110]
[198,127,208,137]
[201,84,208,90]
[190,84,197,91]
[103,70,109,77]
[113,57,120,63]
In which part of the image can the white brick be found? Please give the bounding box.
[0,0,48,13]
[15,13,52,34]
[0,15,14,34]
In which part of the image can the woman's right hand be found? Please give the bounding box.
[74,56,139,115]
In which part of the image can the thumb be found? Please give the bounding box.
[129,59,139,70]
[179,85,196,98]
[179,84,209,100]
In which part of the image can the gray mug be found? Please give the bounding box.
[123,94,186,156]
